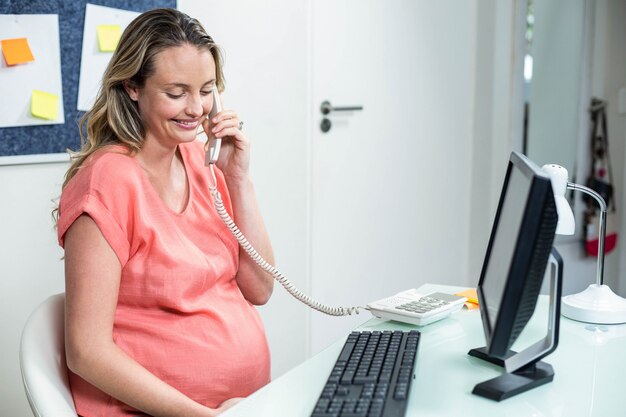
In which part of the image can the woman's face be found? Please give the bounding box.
[126,43,217,148]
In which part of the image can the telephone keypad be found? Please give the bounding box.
[395,297,450,314]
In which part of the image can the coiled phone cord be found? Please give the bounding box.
[208,164,365,316]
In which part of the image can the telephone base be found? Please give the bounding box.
[367,289,466,326]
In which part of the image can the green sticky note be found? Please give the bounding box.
[31,90,59,120]
[97,24,121,52]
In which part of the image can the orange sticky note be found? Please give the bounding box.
[1,37,35,66]
[455,288,478,304]
[31,90,59,120]
[97,25,121,52]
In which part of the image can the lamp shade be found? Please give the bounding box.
[542,164,575,235]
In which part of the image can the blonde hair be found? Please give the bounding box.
[63,8,224,189]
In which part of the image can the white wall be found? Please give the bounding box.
[0,160,67,417]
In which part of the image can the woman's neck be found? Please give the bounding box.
[135,141,189,213]
[136,140,180,175]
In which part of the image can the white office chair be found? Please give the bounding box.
[20,293,78,417]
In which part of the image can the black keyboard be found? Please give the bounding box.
[311,330,420,417]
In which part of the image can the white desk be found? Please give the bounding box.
[223,284,626,417]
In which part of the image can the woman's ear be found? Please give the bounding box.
[123,81,140,102]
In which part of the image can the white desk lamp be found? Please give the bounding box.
[542,164,626,324]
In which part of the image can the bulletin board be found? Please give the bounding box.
[0,0,175,164]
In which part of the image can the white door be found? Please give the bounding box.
[310,0,476,353]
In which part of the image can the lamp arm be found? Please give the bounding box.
[566,182,606,286]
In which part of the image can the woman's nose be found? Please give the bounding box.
[185,93,204,117]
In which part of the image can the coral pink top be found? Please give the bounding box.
[57,141,270,417]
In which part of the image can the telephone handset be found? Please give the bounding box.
[205,84,222,166]
[203,86,362,316]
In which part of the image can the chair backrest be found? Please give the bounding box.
[20,293,78,417]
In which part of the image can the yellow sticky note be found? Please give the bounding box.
[97,25,121,52]
[1,37,35,65]
[464,302,480,311]
[31,90,59,120]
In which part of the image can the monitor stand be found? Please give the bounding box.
[468,249,563,401]
[470,357,555,401]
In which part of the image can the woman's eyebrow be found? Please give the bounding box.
[162,80,215,89]
[162,82,189,89]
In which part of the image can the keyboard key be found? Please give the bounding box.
[341,371,355,385]
[353,375,378,384]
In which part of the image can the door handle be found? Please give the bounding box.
[320,100,363,115]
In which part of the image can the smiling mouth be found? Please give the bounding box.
[172,119,199,129]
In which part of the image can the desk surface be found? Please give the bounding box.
[223,284,626,417]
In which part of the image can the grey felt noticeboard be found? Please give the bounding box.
[0,0,175,163]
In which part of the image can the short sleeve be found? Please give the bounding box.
[57,150,137,267]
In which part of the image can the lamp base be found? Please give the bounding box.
[561,284,626,324]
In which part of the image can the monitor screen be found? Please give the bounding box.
[476,151,558,360]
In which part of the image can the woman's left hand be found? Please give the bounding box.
[202,103,250,181]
